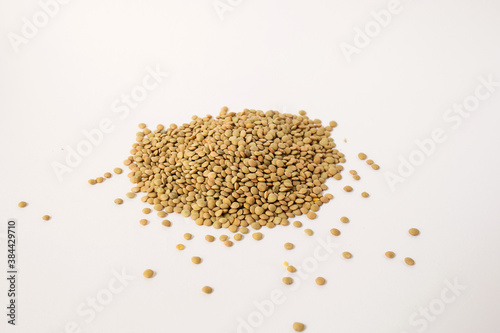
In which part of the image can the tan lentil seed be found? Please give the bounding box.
[224,240,233,247]
[96,177,104,183]
[330,228,341,236]
[284,242,294,250]
[405,257,415,265]
[409,228,420,236]
[293,322,305,332]
[366,159,374,165]
[307,212,317,220]
[191,256,201,264]
[88,179,96,185]
[385,251,395,258]
[371,164,380,170]
[361,192,369,198]
[42,215,50,221]
[252,232,263,240]
[161,220,171,227]
[293,221,302,228]
[287,265,297,273]
[143,269,154,278]
[176,244,185,250]
[202,286,213,294]
[104,172,112,178]
[304,229,313,236]
[282,277,293,285]
[343,186,353,192]
[234,234,243,241]
[184,233,192,240]
[205,235,215,242]
[340,216,349,223]
[342,251,352,259]
[358,153,367,160]
[142,208,151,214]
[18,201,27,208]
[114,168,123,174]
[315,277,326,285]
[114,198,123,205]
[139,219,148,225]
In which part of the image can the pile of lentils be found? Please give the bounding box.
[122,107,344,230]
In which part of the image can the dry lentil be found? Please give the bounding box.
[306,212,317,220]
[252,233,263,241]
[104,172,112,178]
[304,229,313,236]
[343,186,353,192]
[219,235,228,242]
[205,235,215,242]
[405,257,415,266]
[315,277,326,285]
[293,221,302,228]
[176,244,185,250]
[143,269,154,278]
[202,286,213,294]
[358,153,367,160]
[371,164,380,170]
[114,198,123,205]
[366,159,374,165]
[353,175,361,180]
[224,240,233,247]
[184,233,192,240]
[385,251,395,258]
[282,277,293,285]
[409,228,420,236]
[42,215,50,221]
[142,208,151,214]
[123,108,344,232]
[284,242,294,250]
[161,220,171,227]
[88,179,96,185]
[340,216,349,223]
[342,251,352,259]
[293,322,305,332]
[126,192,136,198]
[191,256,201,264]
[114,168,123,174]
[96,177,104,183]
[287,265,297,273]
[139,219,148,226]
[330,228,341,236]
[234,234,243,241]
[361,192,370,198]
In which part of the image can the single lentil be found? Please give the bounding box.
[315,277,326,285]
[202,286,213,294]
[385,251,395,258]
[42,215,50,221]
[143,269,154,278]
[282,277,294,285]
[342,251,352,259]
[405,257,415,266]
[293,322,305,332]
[330,228,341,236]
[409,228,420,236]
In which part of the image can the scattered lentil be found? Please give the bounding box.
[224,240,233,247]
[304,229,313,236]
[96,177,104,183]
[282,277,294,285]
[184,233,192,240]
[371,164,380,170]
[143,269,154,278]
[342,251,352,259]
[42,215,50,221]
[114,168,123,174]
[191,256,201,264]
[315,277,326,285]
[409,228,420,236]
[358,153,367,160]
[142,208,151,214]
[287,265,297,273]
[161,220,171,227]
[202,286,213,294]
[293,322,305,332]
[234,234,243,241]
[405,257,415,266]
[361,192,370,198]
[284,242,294,250]
[88,179,96,185]
[139,219,148,226]
[343,186,353,192]
[176,244,185,250]
[104,172,112,178]
[293,221,302,228]
[252,233,263,241]
[340,216,349,223]
[330,228,341,236]
[385,251,395,259]
[114,198,123,205]
[205,235,215,242]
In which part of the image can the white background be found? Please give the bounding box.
[1,0,500,332]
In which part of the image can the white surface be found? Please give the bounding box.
[1,0,500,332]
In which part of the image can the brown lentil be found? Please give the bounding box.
[366,159,374,165]
[385,251,395,258]
[409,228,420,236]
[205,235,215,242]
[88,179,96,185]
[340,216,349,223]
[358,153,367,160]
[176,244,185,250]
[202,286,213,294]
[330,228,341,236]
[184,233,192,240]
[104,172,112,178]
[252,232,263,241]
[293,322,305,332]
[42,215,50,221]
[315,277,326,285]
[142,208,151,214]
[304,229,313,236]
[224,240,233,247]
[343,186,353,192]
[96,177,104,183]
[282,277,293,285]
[114,198,123,205]
[287,265,297,273]
[284,242,294,250]
[342,251,352,259]
[139,219,148,225]
[371,164,380,170]
[114,168,123,174]
[234,234,243,241]
[293,221,302,228]
[191,256,201,264]
[161,220,171,227]
[143,269,154,278]
[405,257,415,266]
[361,192,369,198]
